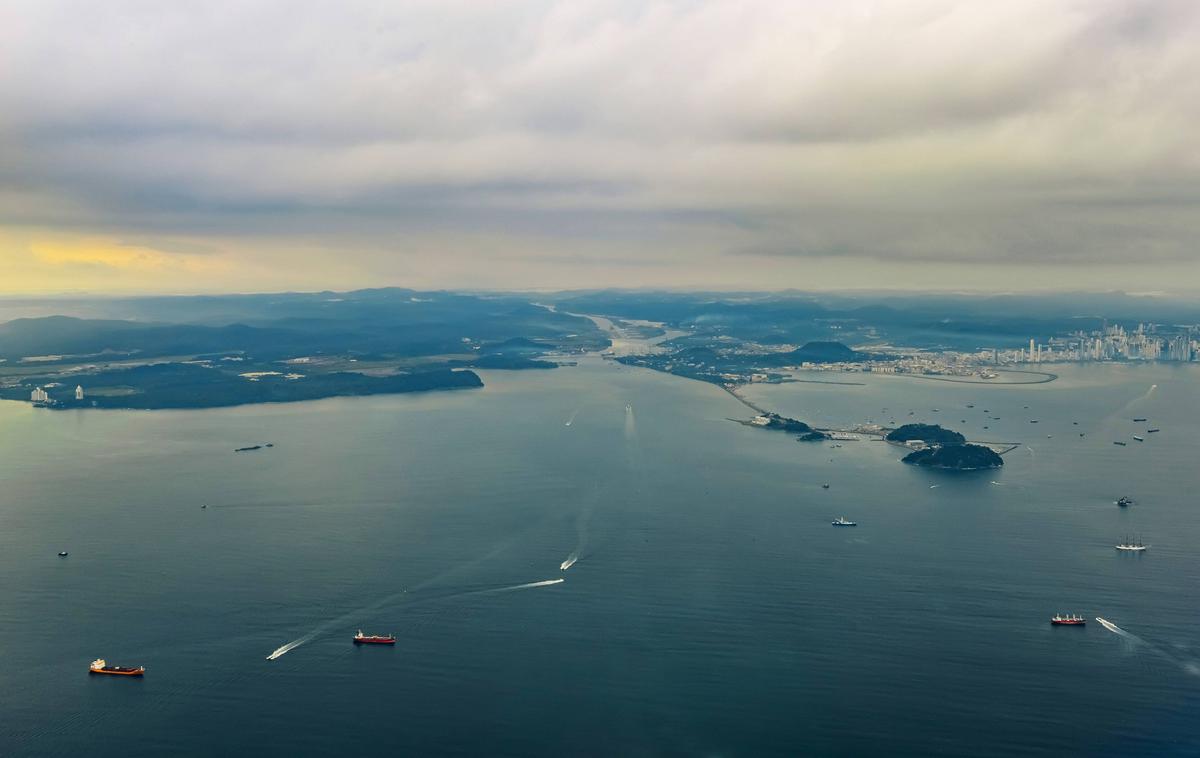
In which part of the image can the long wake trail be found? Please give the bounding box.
[265,575,564,660]
[560,490,597,572]
[1096,617,1200,677]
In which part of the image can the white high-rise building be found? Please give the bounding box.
[30,386,49,403]
[75,385,85,401]
[1029,338,1036,362]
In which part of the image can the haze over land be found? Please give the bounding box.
[3,0,1200,294]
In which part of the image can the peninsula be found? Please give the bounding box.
[748,412,830,441]
[0,288,607,410]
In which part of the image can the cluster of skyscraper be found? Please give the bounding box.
[28,385,85,404]
[1020,324,1197,363]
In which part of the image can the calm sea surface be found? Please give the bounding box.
[2,357,1199,756]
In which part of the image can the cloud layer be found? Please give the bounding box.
[2,0,1199,292]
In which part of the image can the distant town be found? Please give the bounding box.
[615,321,1200,387]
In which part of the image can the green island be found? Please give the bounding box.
[884,423,1003,469]
[885,423,967,446]
[902,444,1004,470]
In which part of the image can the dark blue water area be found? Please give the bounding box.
[2,359,1198,756]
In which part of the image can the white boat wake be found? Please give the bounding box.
[560,493,595,572]
[487,578,564,592]
[564,409,579,427]
[265,575,564,660]
[1095,617,1125,636]
[1097,617,1200,677]
[266,633,317,660]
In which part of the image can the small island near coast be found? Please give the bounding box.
[886,423,1004,470]
[235,443,274,453]
[884,423,967,447]
[901,444,1004,470]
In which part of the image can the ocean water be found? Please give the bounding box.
[1,358,1199,756]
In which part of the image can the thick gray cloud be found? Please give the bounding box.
[2,0,1199,292]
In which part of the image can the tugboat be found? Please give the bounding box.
[1115,536,1147,552]
[1050,613,1086,626]
[1116,496,1133,507]
[831,517,857,527]
[89,659,145,677]
[353,630,396,645]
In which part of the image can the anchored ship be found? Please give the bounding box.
[831,517,857,527]
[1115,536,1147,552]
[89,659,144,677]
[1050,614,1086,626]
[353,630,396,645]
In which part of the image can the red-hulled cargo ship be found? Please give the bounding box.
[353,630,396,645]
[1050,614,1086,626]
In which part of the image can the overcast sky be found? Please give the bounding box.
[2,0,1198,295]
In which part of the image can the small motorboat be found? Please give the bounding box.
[353,630,396,645]
[1050,614,1086,626]
[1116,496,1133,507]
[822,483,830,489]
[58,551,68,557]
[831,517,857,527]
[89,658,145,676]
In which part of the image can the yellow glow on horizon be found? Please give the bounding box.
[32,240,176,269]
[0,231,238,295]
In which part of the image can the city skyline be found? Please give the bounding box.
[3,0,1200,295]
